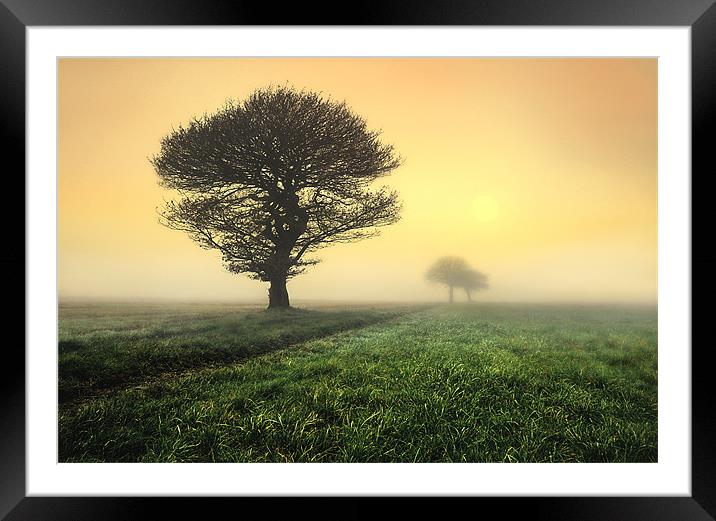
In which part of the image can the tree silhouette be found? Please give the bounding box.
[152,86,403,309]
[426,257,489,303]
[426,257,470,303]
[461,268,489,302]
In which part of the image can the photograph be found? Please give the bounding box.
[57,57,658,464]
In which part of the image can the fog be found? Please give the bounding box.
[58,58,656,305]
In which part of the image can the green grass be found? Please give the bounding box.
[59,303,657,463]
[59,301,421,402]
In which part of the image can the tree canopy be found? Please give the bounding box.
[151,86,403,308]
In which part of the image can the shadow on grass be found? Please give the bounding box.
[59,304,424,404]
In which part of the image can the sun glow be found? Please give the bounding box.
[472,195,501,223]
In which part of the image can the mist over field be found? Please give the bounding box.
[58,58,656,305]
[57,57,658,464]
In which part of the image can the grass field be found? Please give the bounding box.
[58,302,657,463]
[59,302,420,402]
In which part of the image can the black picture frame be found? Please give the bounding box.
[2,1,713,519]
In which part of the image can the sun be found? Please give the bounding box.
[472,195,500,223]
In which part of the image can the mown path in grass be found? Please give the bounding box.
[59,302,424,402]
[59,303,657,463]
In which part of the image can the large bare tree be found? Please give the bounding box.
[152,86,403,308]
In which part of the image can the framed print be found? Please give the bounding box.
[3,0,715,519]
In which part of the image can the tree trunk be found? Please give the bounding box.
[465,288,472,302]
[268,276,290,309]
[449,285,454,303]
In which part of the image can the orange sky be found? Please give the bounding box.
[58,58,657,303]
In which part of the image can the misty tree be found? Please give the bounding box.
[426,257,470,303]
[151,86,403,309]
[461,268,489,302]
[426,257,489,303]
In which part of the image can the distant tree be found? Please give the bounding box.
[426,256,470,303]
[460,268,489,302]
[152,86,403,309]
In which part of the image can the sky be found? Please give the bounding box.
[58,58,657,303]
